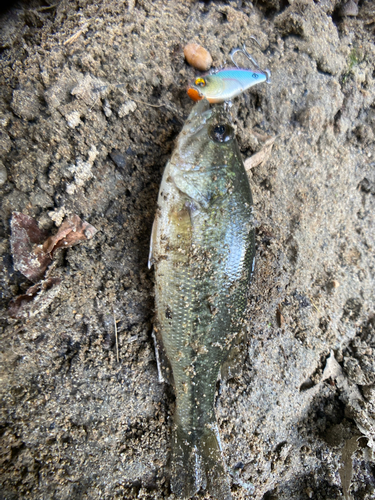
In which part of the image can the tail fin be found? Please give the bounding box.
[170,424,232,500]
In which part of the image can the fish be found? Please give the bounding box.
[149,99,255,499]
[187,68,268,103]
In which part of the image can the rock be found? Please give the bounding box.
[183,43,212,71]
[12,158,37,193]
[340,0,359,16]
[0,160,7,186]
[118,100,137,117]
[0,130,12,155]
[11,89,40,120]
[30,187,54,209]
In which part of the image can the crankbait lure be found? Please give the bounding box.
[187,42,271,103]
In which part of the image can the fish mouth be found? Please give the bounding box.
[187,98,210,117]
[185,99,231,139]
[180,99,232,154]
[175,99,231,169]
[185,99,213,136]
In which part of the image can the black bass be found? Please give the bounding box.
[149,99,255,499]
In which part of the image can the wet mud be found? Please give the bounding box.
[0,0,374,499]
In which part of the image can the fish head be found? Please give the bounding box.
[187,74,225,103]
[172,99,239,183]
[178,99,236,154]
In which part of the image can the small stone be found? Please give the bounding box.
[340,0,359,16]
[184,43,212,71]
[68,159,93,187]
[118,101,137,117]
[87,145,98,164]
[30,187,54,209]
[0,130,13,155]
[66,182,76,195]
[11,89,40,120]
[71,74,108,105]
[66,110,82,128]
[306,487,313,498]
[48,206,67,226]
[0,113,10,127]
[110,150,127,169]
[103,99,112,118]
[0,160,7,186]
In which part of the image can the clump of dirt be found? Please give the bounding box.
[1,1,374,499]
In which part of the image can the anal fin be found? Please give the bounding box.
[151,328,173,385]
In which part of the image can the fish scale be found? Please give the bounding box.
[149,99,255,499]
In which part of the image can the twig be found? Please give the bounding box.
[152,330,165,384]
[310,297,322,315]
[130,98,165,108]
[35,3,59,11]
[244,136,276,172]
[91,83,184,121]
[114,311,119,363]
[64,23,89,46]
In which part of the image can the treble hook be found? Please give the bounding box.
[230,36,271,84]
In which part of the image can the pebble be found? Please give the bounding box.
[66,110,82,128]
[184,43,212,71]
[0,130,12,155]
[110,150,127,169]
[340,0,358,16]
[11,89,40,120]
[0,160,7,186]
[30,187,54,208]
[118,100,137,118]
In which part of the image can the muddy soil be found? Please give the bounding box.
[1,0,375,499]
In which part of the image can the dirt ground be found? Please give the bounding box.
[0,0,375,498]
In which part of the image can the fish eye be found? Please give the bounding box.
[195,77,206,87]
[209,123,234,143]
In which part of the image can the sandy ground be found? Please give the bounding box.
[0,0,375,498]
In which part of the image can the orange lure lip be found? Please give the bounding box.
[187,87,203,102]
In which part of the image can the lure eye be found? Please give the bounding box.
[209,123,234,143]
[195,77,206,87]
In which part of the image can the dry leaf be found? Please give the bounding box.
[244,137,276,172]
[9,213,98,317]
[10,212,52,282]
[42,214,98,255]
[8,277,61,318]
[11,213,98,282]
[276,307,285,327]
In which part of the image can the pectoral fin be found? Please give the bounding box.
[172,170,210,208]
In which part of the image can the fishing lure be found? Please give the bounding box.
[187,42,271,103]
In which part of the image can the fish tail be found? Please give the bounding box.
[170,423,232,500]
